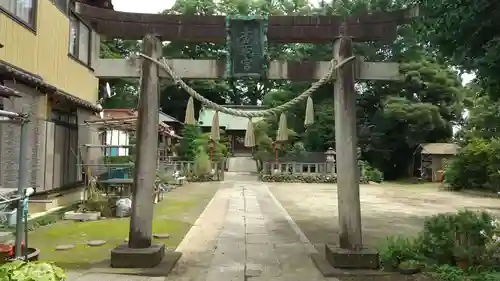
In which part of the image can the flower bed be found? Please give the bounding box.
[260,174,370,184]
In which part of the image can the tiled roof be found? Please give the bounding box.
[198,106,266,130]
[420,143,459,155]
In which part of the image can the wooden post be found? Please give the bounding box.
[333,35,363,251]
[128,35,161,248]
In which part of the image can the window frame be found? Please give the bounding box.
[53,0,68,14]
[0,0,38,31]
[68,12,92,67]
[49,109,79,189]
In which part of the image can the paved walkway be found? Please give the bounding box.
[69,178,332,281]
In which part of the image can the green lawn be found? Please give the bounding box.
[29,183,219,269]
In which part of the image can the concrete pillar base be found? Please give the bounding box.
[325,244,379,269]
[110,243,165,268]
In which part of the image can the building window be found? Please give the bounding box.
[47,110,79,189]
[0,0,36,28]
[53,0,68,13]
[69,13,90,65]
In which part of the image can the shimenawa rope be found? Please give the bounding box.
[139,54,355,118]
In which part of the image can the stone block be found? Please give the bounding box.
[64,211,100,221]
[325,244,379,269]
[110,243,165,268]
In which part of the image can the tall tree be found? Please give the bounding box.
[418,0,500,98]
[99,0,466,179]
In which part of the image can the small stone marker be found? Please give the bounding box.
[87,240,106,247]
[55,244,75,251]
[153,233,170,239]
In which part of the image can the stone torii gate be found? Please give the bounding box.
[76,3,418,271]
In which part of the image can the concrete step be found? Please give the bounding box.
[227,157,257,173]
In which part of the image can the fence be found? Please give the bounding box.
[158,159,226,181]
[260,151,336,176]
[262,162,330,175]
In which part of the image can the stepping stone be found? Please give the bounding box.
[55,244,75,251]
[87,240,106,247]
[153,233,170,239]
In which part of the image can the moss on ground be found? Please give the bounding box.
[28,184,218,269]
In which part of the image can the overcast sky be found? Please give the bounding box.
[113,0,175,13]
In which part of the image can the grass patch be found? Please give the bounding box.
[28,184,218,269]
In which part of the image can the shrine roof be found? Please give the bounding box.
[198,106,265,131]
[419,143,459,155]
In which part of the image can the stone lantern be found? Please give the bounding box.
[325,147,336,174]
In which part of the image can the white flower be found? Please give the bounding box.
[480,230,488,237]
[491,219,500,228]
[493,234,500,243]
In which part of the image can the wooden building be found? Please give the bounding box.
[415,143,459,182]
[198,106,264,156]
[99,109,181,157]
[0,0,103,195]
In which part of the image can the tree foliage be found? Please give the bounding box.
[418,0,500,97]
[100,0,469,180]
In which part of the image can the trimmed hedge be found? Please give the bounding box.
[260,174,371,184]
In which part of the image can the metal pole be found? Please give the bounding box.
[0,109,22,119]
[14,120,29,258]
[23,197,28,261]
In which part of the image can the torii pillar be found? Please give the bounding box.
[110,35,181,268]
[322,33,401,270]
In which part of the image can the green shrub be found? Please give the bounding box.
[187,174,217,182]
[0,261,66,281]
[429,265,499,281]
[260,173,372,183]
[194,147,213,176]
[378,235,421,270]
[417,210,494,265]
[360,161,384,183]
[398,259,421,269]
[177,125,203,161]
[445,138,500,191]
[260,174,337,183]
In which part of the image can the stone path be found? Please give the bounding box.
[68,179,333,281]
[167,180,331,281]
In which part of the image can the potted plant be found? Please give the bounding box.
[398,259,422,275]
[0,244,11,263]
[0,260,65,280]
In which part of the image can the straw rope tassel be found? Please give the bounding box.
[184,96,196,125]
[276,112,288,142]
[211,110,221,141]
[304,96,315,125]
[244,118,256,147]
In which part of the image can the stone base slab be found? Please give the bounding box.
[110,243,165,268]
[325,244,379,269]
